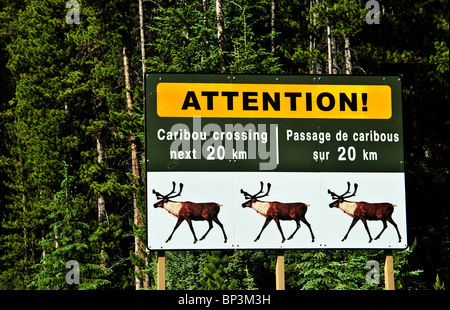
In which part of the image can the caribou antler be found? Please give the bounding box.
[153,181,184,200]
[240,189,253,199]
[164,181,177,197]
[152,189,165,199]
[339,181,352,198]
[328,182,358,200]
[241,182,271,200]
[166,182,184,199]
[327,189,340,200]
[255,182,271,199]
[252,181,265,197]
[342,183,358,199]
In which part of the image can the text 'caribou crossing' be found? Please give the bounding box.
[157,117,279,170]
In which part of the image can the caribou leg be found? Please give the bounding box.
[361,217,373,243]
[254,218,272,242]
[301,217,315,242]
[342,217,359,241]
[387,217,402,242]
[273,217,287,243]
[375,219,388,240]
[288,220,301,240]
[200,220,213,241]
[213,217,228,243]
[185,218,199,244]
[166,217,184,243]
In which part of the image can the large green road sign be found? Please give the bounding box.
[146,74,407,250]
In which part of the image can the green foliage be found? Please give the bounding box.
[30,162,105,290]
[164,250,262,290]
[0,0,139,289]
[433,274,445,290]
[161,248,425,290]
[285,250,374,290]
[147,1,219,73]
[148,0,281,74]
[164,251,205,290]
[199,251,238,290]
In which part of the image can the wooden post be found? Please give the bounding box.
[157,251,166,290]
[275,251,285,290]
[384,250,395,290]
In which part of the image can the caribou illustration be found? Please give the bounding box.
[152,182,228,244]
[240,181,315,243]
[328,182,402,243]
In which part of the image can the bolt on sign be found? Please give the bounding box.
[145,74,407,250]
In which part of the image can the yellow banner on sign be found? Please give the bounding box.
[156,83,392,119]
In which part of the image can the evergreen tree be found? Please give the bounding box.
[1,0,142,289]
[1,0,78,288]
[148,0,221,73]
[30,162,110,289]
[200,251,238,290]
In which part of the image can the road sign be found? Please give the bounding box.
[145,74,407,250]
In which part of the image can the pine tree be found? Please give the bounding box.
[148,0,221,73]
[1,0,141,289]
[291,0,366,75]
[199,251,238,290]
[226,1,281,74]
[30,162,110,290]
[0,0,17,283]
[72,0,142,288]
[1,0,79,288]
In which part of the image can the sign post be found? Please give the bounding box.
[157,251,165,290]
[384,250,395,290]
[275,251,285,290]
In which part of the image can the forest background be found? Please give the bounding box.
[0,0,448,290]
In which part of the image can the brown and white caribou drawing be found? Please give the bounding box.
[328,182,402,243]
[240,181,315,243]
[153,182,228,244]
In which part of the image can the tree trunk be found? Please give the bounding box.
[327,25,332,74]
[137,0,150,289]
[138,0,146,81]
[344,34,352,75]
[123,46,146,289]
[203,0,209,44]
[96,135,105,223]
[327,25,338,74]
[309,0,314,73]
[96,134,107,268]
[216,0,226,73]
[271,0,276,57]
[309,0,319,74]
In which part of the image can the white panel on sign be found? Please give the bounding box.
[147,172,407,250]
